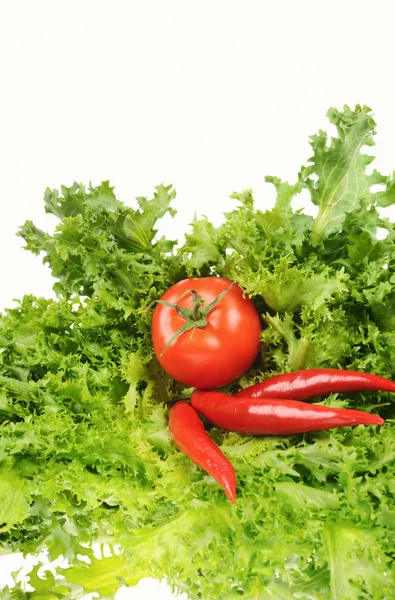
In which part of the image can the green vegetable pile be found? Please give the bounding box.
[1,105,394,599]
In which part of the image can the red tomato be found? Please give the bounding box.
[151,277,261,388]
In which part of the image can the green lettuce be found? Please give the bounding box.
[1,105,394,599]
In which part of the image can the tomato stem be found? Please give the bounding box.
[191,290,203,320]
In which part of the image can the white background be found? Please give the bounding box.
[0,0,394,596]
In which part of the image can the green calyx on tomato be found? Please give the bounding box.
[157,285,233,356]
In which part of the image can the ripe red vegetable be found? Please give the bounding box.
[191,390,384,435]
[152,277,261,388]
[235,368,395,401]
[168,401,236,503]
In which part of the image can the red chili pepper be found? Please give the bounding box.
[191,390,384,435]
[168,401,236,503]
[234,369,395,401]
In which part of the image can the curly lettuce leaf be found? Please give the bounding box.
[299,105,395,245]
